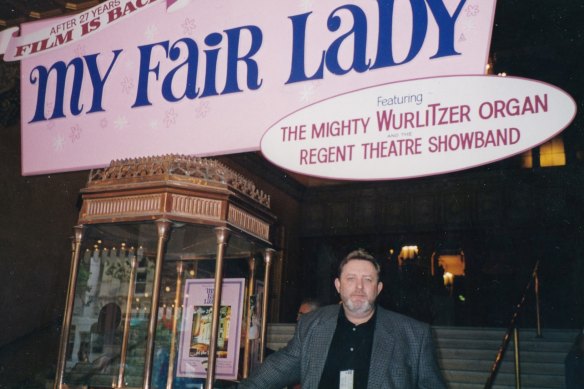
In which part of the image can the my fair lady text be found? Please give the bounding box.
[27,0,467,123]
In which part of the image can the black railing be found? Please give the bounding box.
[483,260,541,389]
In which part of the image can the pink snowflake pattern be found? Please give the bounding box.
[74,45,87,57]
[163,108,178,127]
[182,18,197,35]
[114,116,129,129]
[145,25,158,40]
[100,118,109,128]
[460,18,476,32]
[121,76,134,94]
[53,134,65,152]
[195,101,210,118]
[300,0,313,12]
[299,80,322,102]
[465,4,479,17]
[69,124,82,142]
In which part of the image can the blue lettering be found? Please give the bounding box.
[223,25,263,94]
[425,0,466,58]
[86,50,122,113]
[371,0,428,69]
[29,51,121,122]
[288,0,466,83]
[135,27,264,103]
[325,5,370,75]
[200,32,222,98]
[286,12,325,83]
[133,41,169,107]
[161,38,200,102]
[29,58,83,122]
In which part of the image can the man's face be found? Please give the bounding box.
[334,259,383,320]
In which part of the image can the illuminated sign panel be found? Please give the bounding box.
[261,76,577,180]
[4,0,499,175]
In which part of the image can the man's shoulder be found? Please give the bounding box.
[376,306,431,332]
[296,304,339,329]
[303,303,340,322]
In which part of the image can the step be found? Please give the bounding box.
[265,324,577,388]
[435,337,573,353]
[440,358,565,375]
[444,369,564,388]
[438,347,569,364]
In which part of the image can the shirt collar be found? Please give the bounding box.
[338,304,377,328]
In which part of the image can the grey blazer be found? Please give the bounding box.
[238,304,446,389]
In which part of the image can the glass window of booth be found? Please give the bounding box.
[63,221,268,389]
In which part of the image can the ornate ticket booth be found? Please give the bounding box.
[54,155,276,389]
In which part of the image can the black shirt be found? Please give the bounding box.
[318,307,376,389]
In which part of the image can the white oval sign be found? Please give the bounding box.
[260,75,577,180]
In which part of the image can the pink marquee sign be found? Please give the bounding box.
[261,75,577,180]
[4,0,498,175]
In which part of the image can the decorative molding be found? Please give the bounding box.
[228,205,270,241]
[87,154,271,208]
[170,194,222,220]
[82,194,163,219]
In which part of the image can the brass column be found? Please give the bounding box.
[205,227,231,389]
[513,327,521,388]
[259,249,275,362]
[118,253,139,387]
[143,219,172,389]
[54,225,84,389]
[166,261,184,389]
[242,253,257,378]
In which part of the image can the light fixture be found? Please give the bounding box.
[443,271,454,287]
[399,245,419,260]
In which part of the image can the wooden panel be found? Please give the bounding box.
[170,194,222,221]
[81,193,164,221]
[228,205,270,241]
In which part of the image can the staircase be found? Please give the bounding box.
[267,324,579,389]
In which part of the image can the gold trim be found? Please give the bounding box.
[88,155,271,208]
[118,255,139,387]
[205,228,231,389]
[83,194,164,219]
[170,194,222,220]
[143,220,172,389]
[228,206,270,240]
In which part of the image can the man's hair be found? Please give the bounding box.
[337,249,381,278]
[300,298,322,311]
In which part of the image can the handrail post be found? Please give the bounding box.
[533,263,542,338]
[483,260,540,389]
[513,327,521,388]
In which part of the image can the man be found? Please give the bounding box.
[296,298,322,322]
[291,298,322,389]
[238,249,446,389]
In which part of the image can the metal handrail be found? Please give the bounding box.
[483,260,541,389]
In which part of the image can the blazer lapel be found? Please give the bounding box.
[367,310,397,389]
[303,306,339,389]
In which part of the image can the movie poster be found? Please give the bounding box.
[177,278,245,380]
[249,280,264,372]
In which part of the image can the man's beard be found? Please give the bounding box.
[344,295,374,315]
